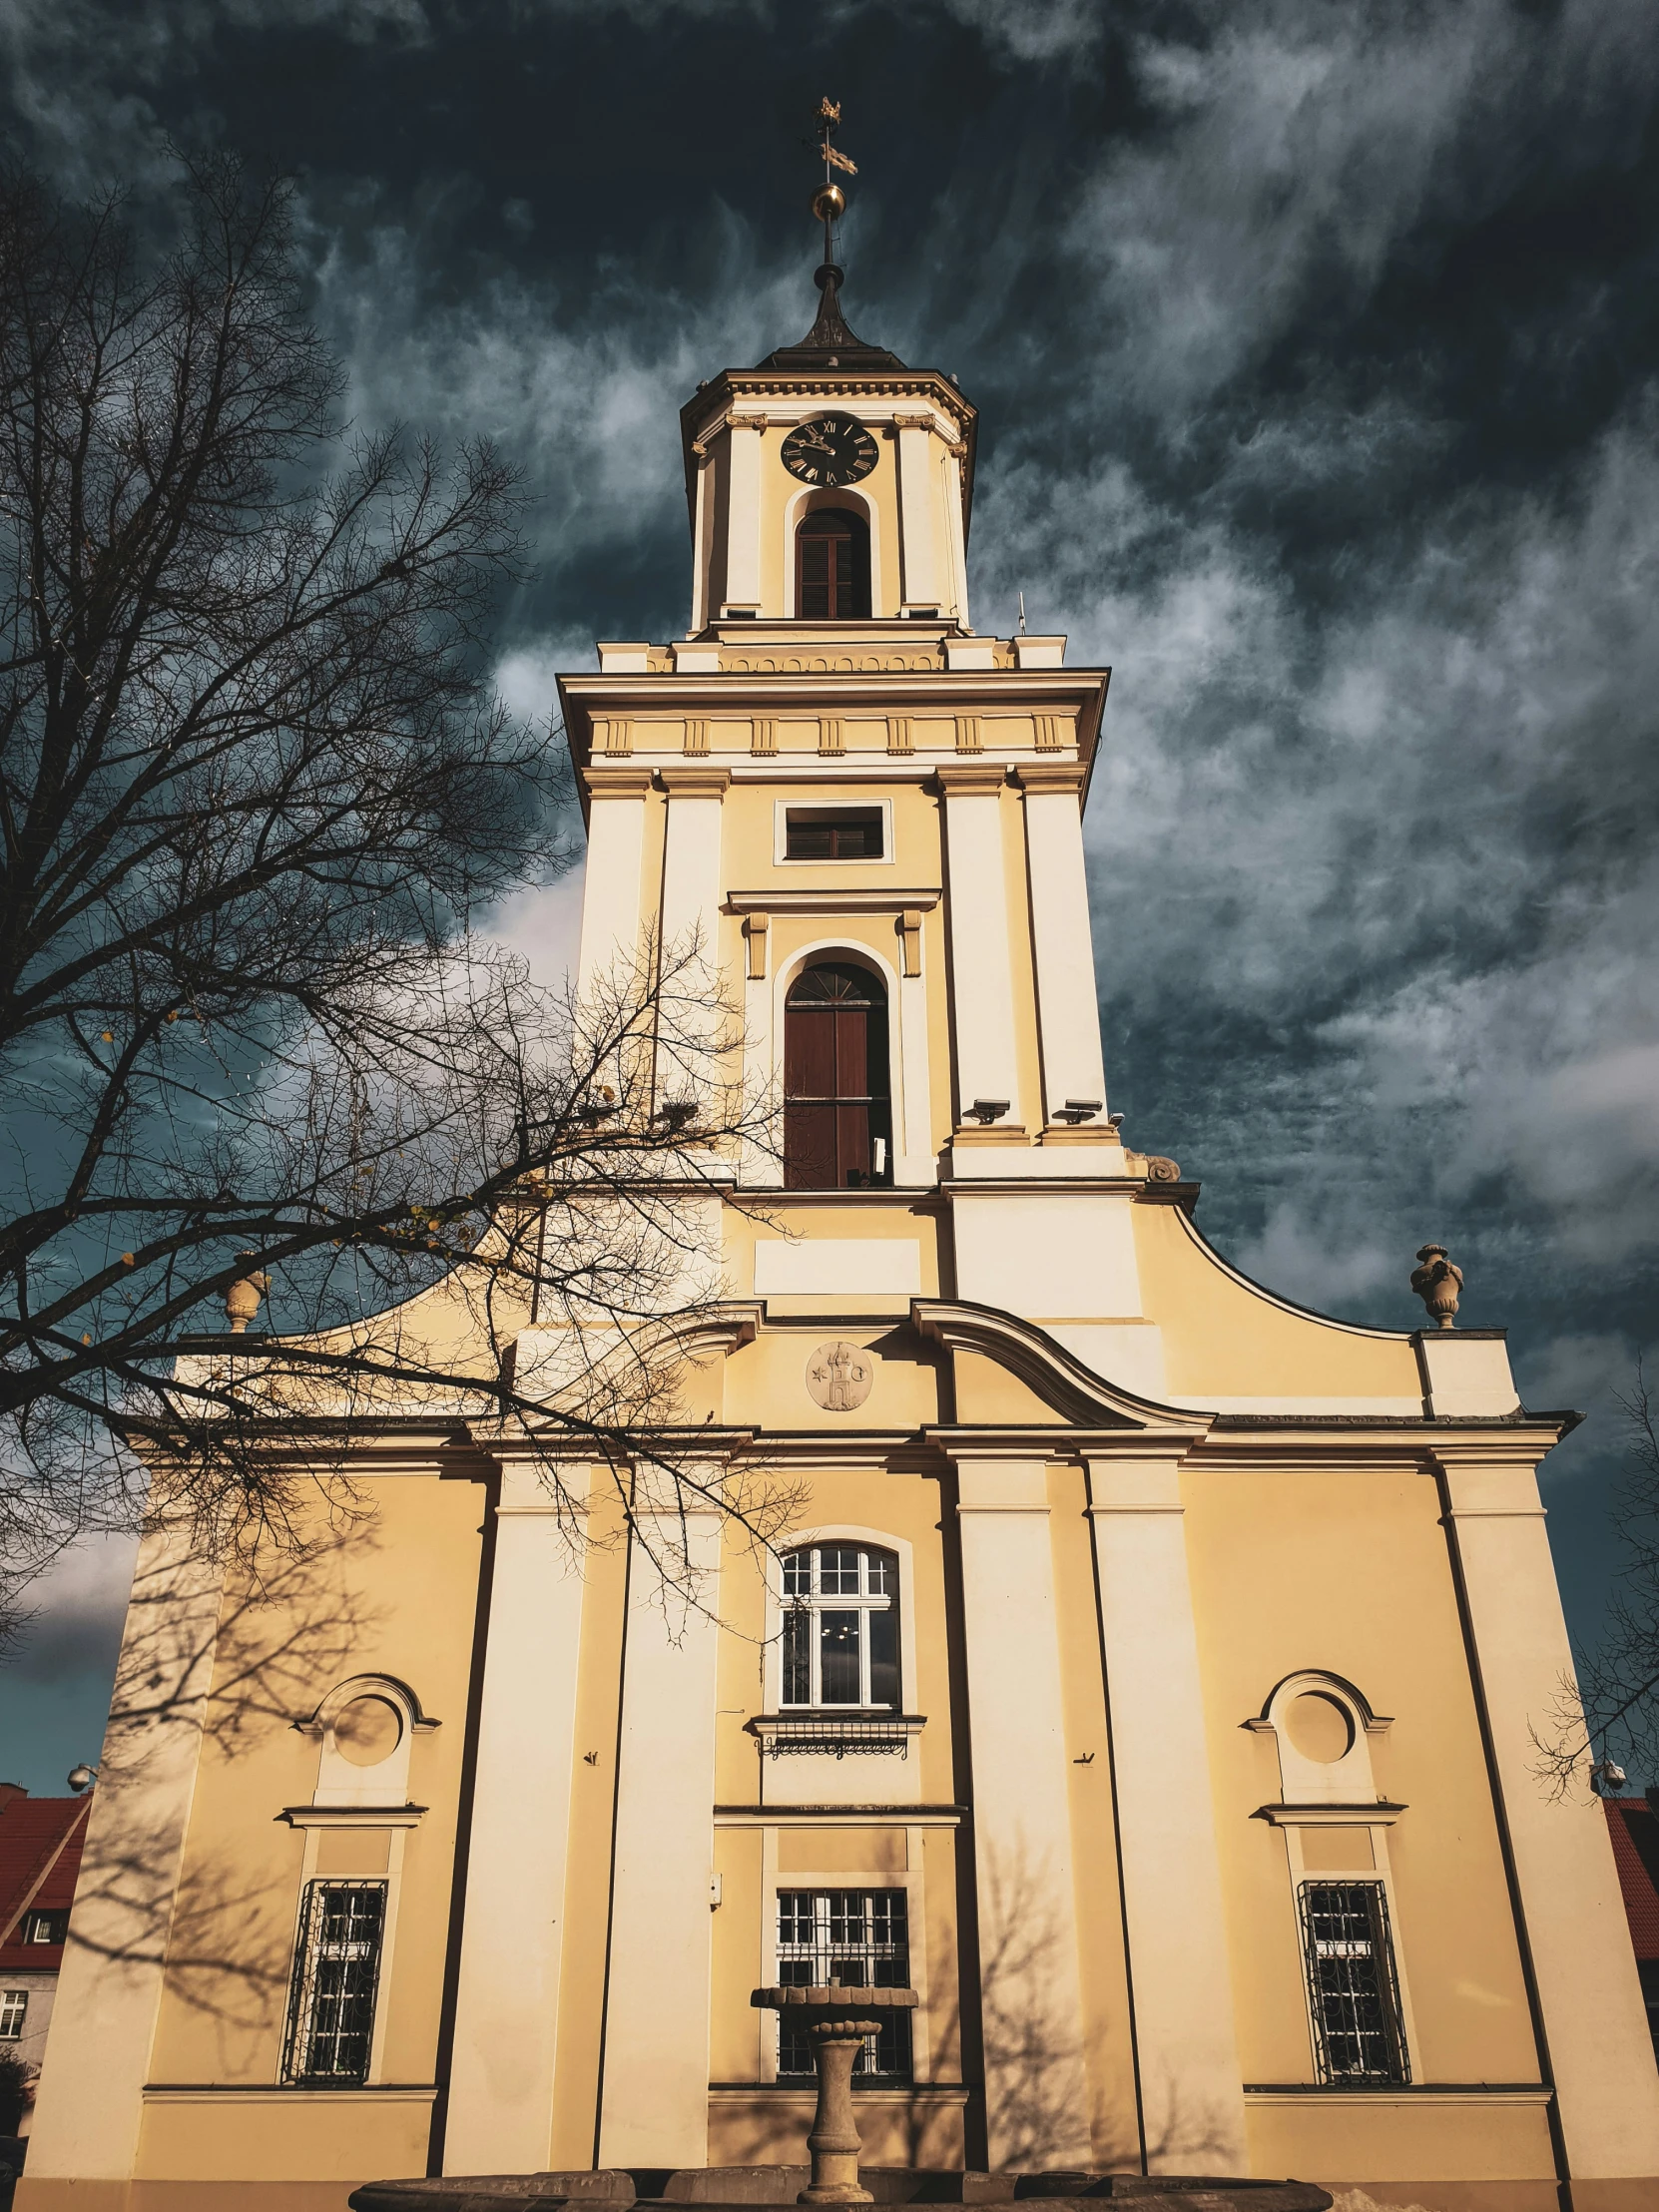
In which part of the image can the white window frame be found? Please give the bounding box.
[768,1526,919,1716]
[0,1988,26,2039]
[781,1541,900,1710]
[1250,1670,1424,2085]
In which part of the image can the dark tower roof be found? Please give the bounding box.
[757,262,905,374]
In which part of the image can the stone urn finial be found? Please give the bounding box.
[1410,1244,1462,1331]
[225,1255,271,1335]
[752,1983,919,2204]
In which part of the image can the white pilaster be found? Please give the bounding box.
[896,419,941,611]
[576,765,652,995]
[690,450,712,633]
[23,1523,222,2184]
[658,766,730,1107]
[443,1461,588,2176]
[1439,1449,1659,2191]
[723,419,763,613]
[942,449,971,629]
[1019,765,1108,1125]
[1086,1456,1248,2176]
[952,1455,1092,2167]
[897,964,934,1184]
[938,766,1021,1127]
[598,1497,724,2167]
[659,765,728,961]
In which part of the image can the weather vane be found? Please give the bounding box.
[811,97,857,262]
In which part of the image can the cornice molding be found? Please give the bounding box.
[910,1297,1205,1432]
[724,887,941,915]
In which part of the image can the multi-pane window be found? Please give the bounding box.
[0,1990,25,2040]
[1299,1881,1409,2084]
[281,1880,386,2085]
[777,1890,910,2080]
[22,1910,66,1944]
[785,810,884,861]
[783,1544,900,1709]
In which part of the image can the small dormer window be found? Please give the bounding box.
[785,808,883,860]
[796,506,870,619]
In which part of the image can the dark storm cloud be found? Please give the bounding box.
[3,0,1658,1777]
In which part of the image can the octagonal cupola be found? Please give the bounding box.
[678,224,977,635]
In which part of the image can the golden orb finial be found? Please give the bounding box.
[811,182,846,225]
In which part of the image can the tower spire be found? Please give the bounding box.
[757,97,904,373]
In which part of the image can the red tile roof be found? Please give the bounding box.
[0,1786,91,1974]
[1604,1797,1659,1961]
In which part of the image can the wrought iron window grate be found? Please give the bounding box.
[764,1713,912,1758]
[776,1890,910,2081]
[281,1879,386,2085]
[1299,1880,1409,2084]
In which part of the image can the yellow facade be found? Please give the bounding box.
[20,280,1659,2212]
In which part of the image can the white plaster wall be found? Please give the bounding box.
[1022,788,1108,1123]
[724,424,763,610]
[1044,1322,1168,1400]
[1417,1335,1520,1415]
[23,1525,222,2182]
[940,785,1020,1123]
[950,1194,1142,1318]
[576,789,649,996]
[1087,1458,1248,2175]
[953,1458,1092,2167]
[598,1503,724,2167]
[443,1464,589,2175]
[1442,1454,1659,2184]
[896,423,940,608]
[752,1238,922,1298]
[897,968,934,1183]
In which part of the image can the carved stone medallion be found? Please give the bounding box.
[806,1341,875,1413]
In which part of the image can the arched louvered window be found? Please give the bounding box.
[796,506,870,619]
[784,961,892,1190]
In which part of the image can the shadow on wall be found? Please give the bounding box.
[54,1520,386,2040]
[975,1836,1235,2174]
[719,1833,1234,2174]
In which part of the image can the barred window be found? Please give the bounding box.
[1300,1881,1409,2084]
[782,1544,899,1709]
[281,1880,386,2085]
[776,1889,910,2081]
[0,1989,25,2039]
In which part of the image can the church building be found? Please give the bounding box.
[19,210,1659,2212]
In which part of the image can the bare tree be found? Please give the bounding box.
[1535,1361,1659,1800]
[0,153,786,1644]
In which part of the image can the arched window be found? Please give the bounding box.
[782,1543,900,1709]
[796,506,870,619]
[784,961,891,1190]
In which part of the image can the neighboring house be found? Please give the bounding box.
[1604,1795,1659,2060]
[0,1785,91,2134]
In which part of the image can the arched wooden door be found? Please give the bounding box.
[784,961,892,1189]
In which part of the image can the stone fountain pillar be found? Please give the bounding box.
[751,1984,919,2206]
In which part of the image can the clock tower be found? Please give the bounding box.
[680,254,974,629]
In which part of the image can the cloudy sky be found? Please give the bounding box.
[3,0,1658,1792]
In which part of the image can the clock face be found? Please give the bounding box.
[780,412,878,488]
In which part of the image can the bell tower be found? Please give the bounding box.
[560,102,1155,1385]
[681,105,976,631]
